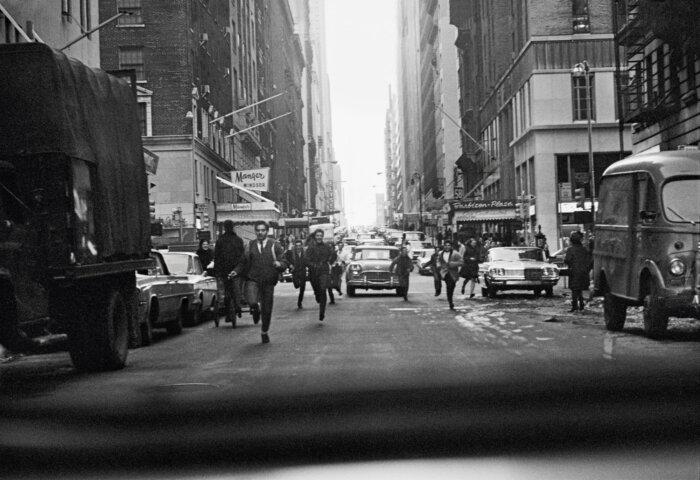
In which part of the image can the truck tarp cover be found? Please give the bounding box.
[0,43,150,259]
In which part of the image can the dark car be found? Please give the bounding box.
[345,245,401,296]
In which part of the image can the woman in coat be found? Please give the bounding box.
[458,237,481,298]
[564,231,592,312]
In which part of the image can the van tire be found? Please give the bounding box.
[643,281,668,339]
[603,293,626,331]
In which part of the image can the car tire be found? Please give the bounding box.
[167,308,184,335]
[481,287,489,297]
[643,280,668,339]
[347,286,356,297]
[186,300,202,326]
[486,282,498,298]
[603,292,626,331]
[544,286,554,297]
[140,315,153,346]
[533,288,542,298]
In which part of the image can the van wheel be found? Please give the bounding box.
[68,289,129,372]
[643,281,668,339]
[167,308,184,335]
[603,293,626,331]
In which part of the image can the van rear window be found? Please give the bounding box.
[662,178,700,223]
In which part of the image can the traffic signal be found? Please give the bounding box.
[574,188,586,208]
[202,212,209,230]
[149,200,156,222]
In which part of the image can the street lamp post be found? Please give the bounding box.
[572,60,596,223]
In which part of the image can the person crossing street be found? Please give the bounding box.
[285,238,308,309]
[437,240,463,310]
[389,246,414,301]
[305,228,337,322]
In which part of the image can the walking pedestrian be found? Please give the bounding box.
[458,237,481,298]
[435,229,444,247]
[564,231,592,312]
[305,228,337,321]
[389,246,414,301]
[213,220,245,323]
[330,241,349,297]
[232,221,288,343]
[284,238,308,309]
[437,240,463,310]
[424,246,442,296]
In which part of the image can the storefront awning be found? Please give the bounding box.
[453,209,519,222]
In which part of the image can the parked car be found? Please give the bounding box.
[161,251,218,326]
[345,245,401,296]
[480,247,559,298]
[358,238,387,247]
[593,150,700,338]
[135,250,195,346]
[416,250,434,276]
[407,241,433,262]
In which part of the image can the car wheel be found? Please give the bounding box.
[186,300,202,326]
[533,288,542,298]
[603,292,626,331]
[481,287,489,297]
[486,281,498,298]
[167,307,184,335]
[139,314,153,346]
[643,280,668,339]
[347,286,356,297]
[544,286,554,297]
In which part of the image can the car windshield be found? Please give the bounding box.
[489,247,545,262]
[353,249,397,260]
[161,253,190,275]
[662,178,700,223]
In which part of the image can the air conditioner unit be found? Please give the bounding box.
[199,33,209,46]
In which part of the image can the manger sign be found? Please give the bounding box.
[233,167,270,191]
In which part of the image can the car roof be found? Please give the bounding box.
[353,245,398,250]
[602,150,700,179]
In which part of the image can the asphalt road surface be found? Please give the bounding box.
[2,273,698,406]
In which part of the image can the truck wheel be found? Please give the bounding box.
[643,281,668,339]
[347,286,356,297]
[167,308,184,335]
[603,293,626,331]
[68,289,129,372]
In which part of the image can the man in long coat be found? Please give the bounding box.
[564,231,592,312]
[437,239,463,310]
[285,238,307,309]
[305,229,337,321]
[389,246,414,301]
[214,220,245,323]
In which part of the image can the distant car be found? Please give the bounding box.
[358,238,387,246]
[161,251,218,325]
[345,245,401,296]
[136,250,196,346]
[416,250,434,276]
[480,247,559,298]
[406,241,433,262]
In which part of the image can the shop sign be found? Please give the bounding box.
[231,167,270,192]
[453,209,519,222]
[559,182,572,201]
[451,199,517,210]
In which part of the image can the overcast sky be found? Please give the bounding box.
[324,0,397,227]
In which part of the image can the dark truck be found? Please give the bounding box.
[0,43,153,371]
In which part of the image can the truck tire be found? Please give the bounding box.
[643,280,668,339]
[603,293,626,331]
[68,289,129,372]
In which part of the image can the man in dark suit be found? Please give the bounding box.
[305,228,337,322]
[285,238,308,309]
[232,221,287,344]
[214,220,245,323]
[437,240,463,310]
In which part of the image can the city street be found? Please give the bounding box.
[2,273,698,406]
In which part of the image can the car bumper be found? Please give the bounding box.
[658,285,700,318]
[346,273,400,289]
[487,277,559,288]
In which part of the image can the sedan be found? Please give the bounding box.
[136,250,195,346]
[345,245,401,296]
[480,247,559,298]
[161,251,218,325]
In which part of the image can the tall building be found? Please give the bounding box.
[397,0,461,236]
[99,0,305,243]
[616,0,700,152]
[1,0,100,65]
[384,86,400,227]
[450,0,633,248]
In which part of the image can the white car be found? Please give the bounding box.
[480,247,559,298]
[161,251,219,325]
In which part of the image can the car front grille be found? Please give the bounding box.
[524,269,544,280]
[364,272,390,282]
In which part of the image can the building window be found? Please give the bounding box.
[79,0,91,32]
[137,102,147,136]
[573,73,595,121]
[572,0,590,33]
[118,46,145,81]
[117,0,143,25]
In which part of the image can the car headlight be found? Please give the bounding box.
[669,258,686,276]
[544,267,557,276]
[489,267,505,276]
[349,264,362,274]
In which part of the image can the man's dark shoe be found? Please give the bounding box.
[329,299,335,305]
[297,303,303,309]
[319,313,324,322]
[235,307,242,318]
[449,302,455,310]
[251,306,260,324]
[261,332,270,344]
[434,292,440,296]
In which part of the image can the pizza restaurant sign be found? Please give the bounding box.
[452,199,517,210]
